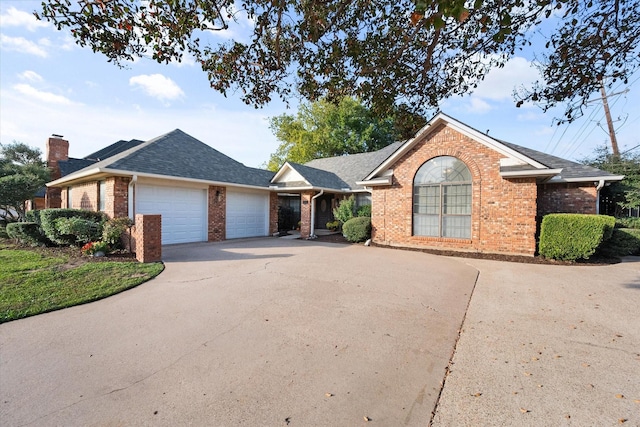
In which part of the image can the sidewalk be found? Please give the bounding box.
[432,256,640,427]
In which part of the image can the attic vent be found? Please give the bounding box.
[51,134,64,138]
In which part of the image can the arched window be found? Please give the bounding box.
[413,156,472,238]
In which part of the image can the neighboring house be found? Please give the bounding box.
[270,112,624,256]
[46,130,277,245]
[45,112,623,256]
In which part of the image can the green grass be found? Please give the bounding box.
[0,248,164,323]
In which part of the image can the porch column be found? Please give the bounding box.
[300,191,314,239]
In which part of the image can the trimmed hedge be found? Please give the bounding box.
[6,222,47,246]
[598,228,640,258]
[539,214,616,261]
[55,217,102,245]
[343,216,371,243]
[40,209,107,246]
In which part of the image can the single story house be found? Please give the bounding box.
[46,112,623,256]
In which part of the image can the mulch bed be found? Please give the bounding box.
[313,233,619,266]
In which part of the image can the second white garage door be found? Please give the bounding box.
[226,189,269,239]
[136,184,207,245]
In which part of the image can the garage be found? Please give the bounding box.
[226,189,269,239]
[136,184,208,245]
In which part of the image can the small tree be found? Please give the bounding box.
[333,196,356,225]
[0,142,50,221]
[580,146,640,216]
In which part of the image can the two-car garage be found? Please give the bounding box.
[136,183,270,245]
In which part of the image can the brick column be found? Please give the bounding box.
[269,192,279,235]
[300,191,314,239]
[45,136,69,208]
[104,177,130,219]
[134,214,162,263]
[208,186,226,241]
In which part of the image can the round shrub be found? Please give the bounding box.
[342,216,371,243]
[54,217,102,245]
[6,222,46,246]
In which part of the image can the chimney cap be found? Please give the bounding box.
[51,134,64,138]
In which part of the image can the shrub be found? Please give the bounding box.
[615,217,640,229]
[6,222,46,246]
[55,217,102,245]
[356,204,372,218]
[539,214,616,261]
[40,209,106,246]
[342,216,371,243]
[326,220,340,231]
[25,210,42,225]
[102,217,133,249]
[597,228,640,258]
[333,195,356,224]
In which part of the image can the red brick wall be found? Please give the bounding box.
[132,214,162,263]
[537,184,597,216]
[104,177,130,218]
[371,123,538,256]
[300,191,313,238]
[269,192,279,235]
[208,186,226,241]
[67,181,99,211]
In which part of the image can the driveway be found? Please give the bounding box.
[0,239,478,426]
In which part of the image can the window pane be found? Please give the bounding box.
[443,184,471,214]
[415,156,471,184]
[99,181,106,211]
[414,186,439,214]
[413,214,439,236]
[443,215,471,238]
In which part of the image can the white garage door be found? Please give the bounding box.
[136,185,207,245]
[226,189,269,239]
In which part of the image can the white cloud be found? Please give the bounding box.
[472,56,540,101]
[0,34,48,57]
[129,74,185,103]
[12,84,78,106]
[18,70,44,83]
[0,7,49,31]
[465,97,492,114]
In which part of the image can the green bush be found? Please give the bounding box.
[539,214,616,261]
[40,209,107,246]
[102,217,133,249]
[615,217,640,229]
[342,216,371,243]
[6,222,47,246]
[25,210,42,225]
[333,195,355,224]
[356,204,372,218]
[326,220,340,231]
[54,217,102,245]
[0,225,8,239]
[598,228,640,258]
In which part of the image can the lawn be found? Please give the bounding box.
[0,244,164,323]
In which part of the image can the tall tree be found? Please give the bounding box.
[0,142,50,221]
[38,0,640,123]
[267,97,397,171]
[580,146,640,216]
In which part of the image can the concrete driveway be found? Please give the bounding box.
[0,238,478,426]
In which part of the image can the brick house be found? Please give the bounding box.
[46,130,278,246]
[270,113,623,256]
[45,112,622,257]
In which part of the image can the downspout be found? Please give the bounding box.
[128,175,138,220]
[595,179,605,214]
[309,189,324,239]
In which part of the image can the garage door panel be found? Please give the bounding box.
[226,190,269,239]
[136,185,207,245]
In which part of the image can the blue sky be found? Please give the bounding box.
[1,1,638,168]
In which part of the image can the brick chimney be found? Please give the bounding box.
[45,134,69,208]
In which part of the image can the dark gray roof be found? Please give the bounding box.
[85,139,145,161]
[65,129,274,187]
[499,140,621,180]
[59,158,97,176]
[287,162,350,189]
[303,142,403,189]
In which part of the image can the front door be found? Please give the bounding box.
[315,194,334,229]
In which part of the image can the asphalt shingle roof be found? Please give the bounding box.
[58,158,97,176]
[85,139,145,161]
[499,140,620,180]
[286,162,350,189]
[65,129,275,187]
[303,142,403,189]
